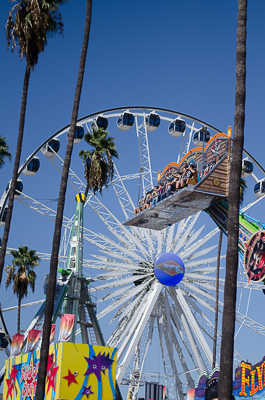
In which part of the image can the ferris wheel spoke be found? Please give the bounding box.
[6,248,68,264]
[156,231,163,255]
[98,249,141,263]
[42,148,86,193]
[182,282,219,304]
[185,272,224,284]
[95,264,151,279]
[180,228,219,260]
[92,231,147,263]
[110,292,149,347]
[108,227,150,260]
[89,274,152,292]
[183,295,244,368]
[171,297,204,373]
[184,245,218,262]
[15,193,113,254]
[140,228,156,255]
[135,114,153,194]
[166,224,175,252]
[15,193,70,225]
[184,225,205,249]
[112,164,135,219]
[86,192,150,261]
[170,305,198,370]
[184,295,217,336]
[118,280,155,321]
[158,302,184,400]
[171,327,195,389]
[83,258,143,272]
[96,279,152,320]
[173,213,201,253]
[96,270,136,279]
[97,285,134,303]
[110,298,134,325]
[172,288,213,368]
[116,284,159,352]
[116,281,162,385]
[241,195,265,214]
[185,255,226,270]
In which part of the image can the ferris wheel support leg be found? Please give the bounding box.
[173,288,213,367]
[170,289,204,373]
[159,295,184,400]
[116,281,162,385]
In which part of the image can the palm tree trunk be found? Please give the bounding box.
[35,2,92,399]
[17,295,21,334]
[212,230,222,369]
[0,63,31,285]
[218,1,247,399]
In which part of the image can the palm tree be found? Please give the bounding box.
[218,1,247,399]
[35,2,93,399]
[79,127,119,197]
[0,0,67,285]
[0,136,12,169]
[5,246,40,333]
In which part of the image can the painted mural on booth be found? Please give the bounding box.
[3,343,117,400]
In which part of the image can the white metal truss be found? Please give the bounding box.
[135,114,154,195]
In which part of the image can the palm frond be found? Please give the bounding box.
[80,128,119,195]
[5,245,40,300]
[6,0,66,69]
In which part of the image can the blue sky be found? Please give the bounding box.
[1,0,265,397]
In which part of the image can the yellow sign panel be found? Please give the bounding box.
[3,343,117,400]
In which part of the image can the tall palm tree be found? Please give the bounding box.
[0,0,67,285]
[218,1,247,399]
[5,245,40,333]
[0,136,12,169]
[79,127,119,197]
[35,2,93,399]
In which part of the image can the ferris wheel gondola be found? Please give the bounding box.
[91,115,108,131]
[193,127,211,146]
[254,179,265,198]
[42,138,60,158]
[67,125,85,144]
[0,207,8,226]
[145,111,160,132]
[5,179,23,198]
[117,111,135,131]
[242,158,254,177]
[23,156,40,177]
[168,118,186,137]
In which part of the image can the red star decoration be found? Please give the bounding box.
[5,377,13,400]
[10,366,17,382]
[46,354,54,373]
[46,365,59,394]
[63,369,78,386]
[6,366,17,400]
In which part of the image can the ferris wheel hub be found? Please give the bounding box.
[154,252,185,286]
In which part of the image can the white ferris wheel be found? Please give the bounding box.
[1,107,265,400]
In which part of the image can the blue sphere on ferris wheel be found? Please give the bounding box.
[154,252,185,286]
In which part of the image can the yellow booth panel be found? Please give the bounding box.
[3,342,117,400]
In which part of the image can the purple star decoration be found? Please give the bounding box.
[84,352,113,381]
[100,353,114,374]
[82,385,94,399]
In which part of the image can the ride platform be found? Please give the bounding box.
[124,133,230,230]
[124,186,226,230]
